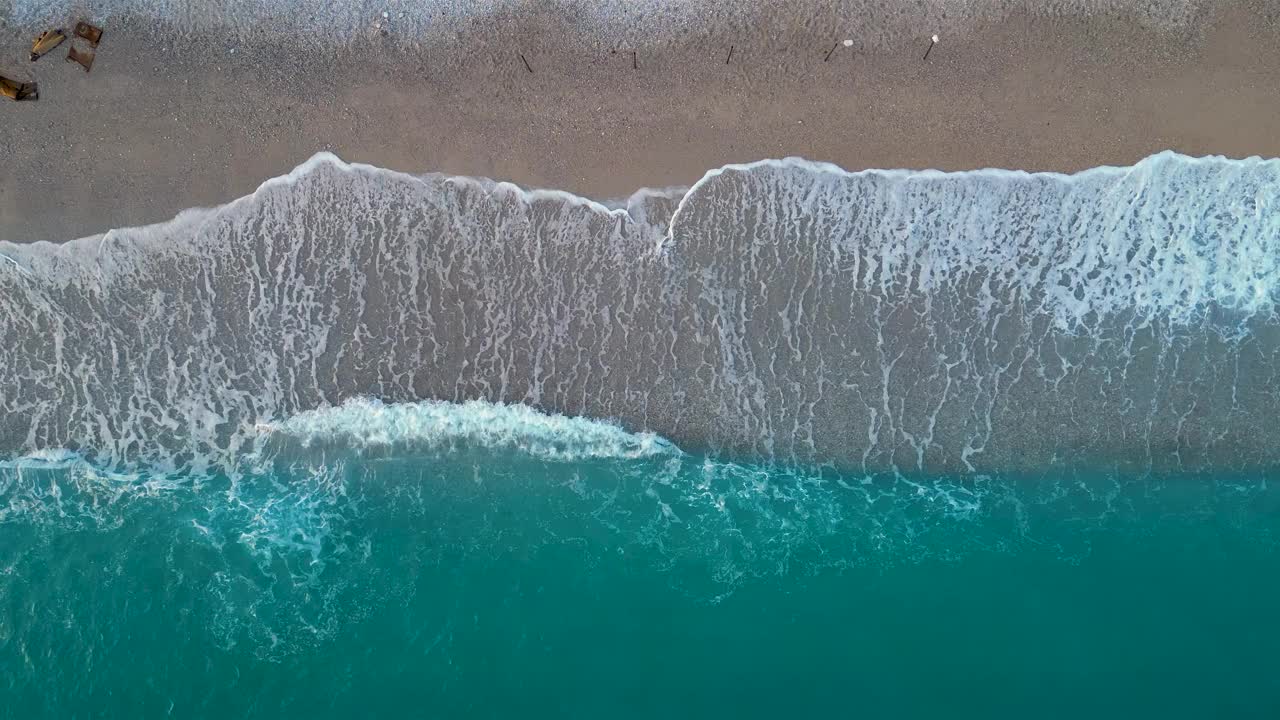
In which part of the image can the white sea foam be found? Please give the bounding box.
[1,150,1278,475]
[0,448,145,484]
[268,397,676,461]
[14,149,1280,328]
[668,151,1280,325]
[0,448,82,467]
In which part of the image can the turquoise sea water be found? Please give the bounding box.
[2,401,1278,717]
[4,151,1280,716]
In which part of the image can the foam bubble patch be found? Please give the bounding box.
[268,397,678,461]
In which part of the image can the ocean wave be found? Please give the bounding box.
[266,396,676,461]
[2,395,1277,662]
[2,151,1279,474]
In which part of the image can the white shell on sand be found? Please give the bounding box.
[842,39,853,47]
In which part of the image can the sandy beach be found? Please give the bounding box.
[2,1,1279,243]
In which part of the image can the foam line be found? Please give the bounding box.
[5,149,1266,250]
[267,397,678,461]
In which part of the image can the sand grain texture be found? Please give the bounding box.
[1,1,1278,242]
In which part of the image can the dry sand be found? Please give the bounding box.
[1,2,1279,242]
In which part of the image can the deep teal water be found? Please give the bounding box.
[3,432,1278,718]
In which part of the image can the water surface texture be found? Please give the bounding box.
[3,153,1279,472]
[2,154,1279,717]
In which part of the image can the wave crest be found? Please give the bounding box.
[267,397,677,461]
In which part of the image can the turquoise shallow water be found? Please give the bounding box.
[2,401,1278,718]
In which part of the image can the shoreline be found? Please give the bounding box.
[3,2,1280,242]
[5,148,1270,254]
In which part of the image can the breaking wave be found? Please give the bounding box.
[267,396,675,460]
[4,395,1276,659]
[2,151,1280,477]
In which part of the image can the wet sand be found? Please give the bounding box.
[1,2,1279,243]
